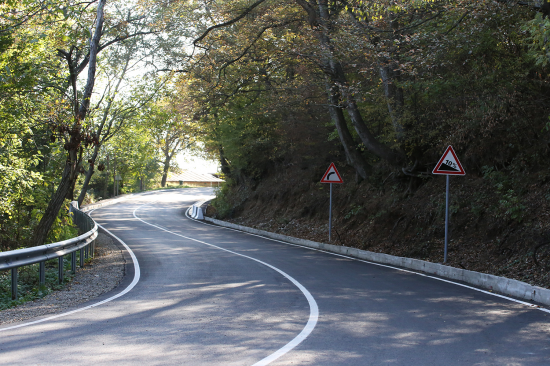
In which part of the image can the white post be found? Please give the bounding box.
[444,175,450,263]
[329,183,333,242]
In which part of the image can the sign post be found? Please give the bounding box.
[320,163,344,242]
[114,174,122,196]
[329,183,333,241]
[432,146,465,263]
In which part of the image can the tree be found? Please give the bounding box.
[30,0,166,245]
[0,0,67,249]
[30,0,108,246]
[76,43,167,205]
[524,2,550,67]
[190,0,406,179]
[1,0,204,246]
[185,0,550,182]
[145,92,197,187]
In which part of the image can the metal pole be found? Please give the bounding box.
[58,256,64,284]
[11,267,17,300]
[444,175,450,263]
[39,261,45,286]
[329,183,333,242]
[71,252,77,274]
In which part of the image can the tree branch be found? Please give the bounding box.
[216,19,301,83]
[74,31,155,75]
[444,10,469,36]
[77,0,106,121]
[193,0,268,46]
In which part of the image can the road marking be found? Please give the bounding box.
[0,220,141,332]
[188,206,550,315]
[133,205,319,366]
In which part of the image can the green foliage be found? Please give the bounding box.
[482,166,526,223]
[46,202,79,244]
[345,204,363,220]
[210,180,236,219]
[498,190,526,223]
[218,104,283,179]
[523,12,550,67]
[482,166,510,188]
[2,0,550,262]
[182,0,550,195]
[102,121,163,194]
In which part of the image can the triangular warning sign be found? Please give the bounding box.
[432,145,465,175]
[320,163,344,183]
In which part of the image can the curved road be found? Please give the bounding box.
[1,188,549,365]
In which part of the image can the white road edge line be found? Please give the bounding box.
[134,205,319,366]
[0,216,141,332]
[189,204,550,315]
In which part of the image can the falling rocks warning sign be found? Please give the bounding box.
[432,145,465,175]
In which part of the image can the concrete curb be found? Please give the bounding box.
[205,216,550,307]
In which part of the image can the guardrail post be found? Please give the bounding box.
[80,248,84,268]
[39,261,45,286]
[85,245,89,259]
[71,252,76,274]
[58,256,64,284]
[11,267,18,300]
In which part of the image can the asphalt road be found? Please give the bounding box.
[1,188,549,365]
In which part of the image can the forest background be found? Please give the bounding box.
[2,0,550,291]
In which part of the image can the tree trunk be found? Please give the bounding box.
[380,62,405,142]
[103,154,110,198]
[346,7,407,143]
[310,0,406,168]
[31,0,106,246]
[325,80,370,181]
[113,156,117,196]
[219,146,231,176]
[77,144,100,206]
[339,81,405,167]
[30,155,77,246]
[161,157,171,187]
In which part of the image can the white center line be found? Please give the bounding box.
[133,204,319,366]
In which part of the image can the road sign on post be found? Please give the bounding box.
[433,145,465,175]
[321,163,343,242]
[321,162,344,183]
[432,146,465,264]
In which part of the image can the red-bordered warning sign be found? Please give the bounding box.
[432,145,465,175]
[321,163,344,183]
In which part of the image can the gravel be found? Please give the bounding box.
[0,232,125,325]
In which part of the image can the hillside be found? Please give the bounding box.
[207,153,550,290]
[194,2,550,291]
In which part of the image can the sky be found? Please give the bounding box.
[176,152,219,174]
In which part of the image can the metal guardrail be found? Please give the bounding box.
[0,202,98,300]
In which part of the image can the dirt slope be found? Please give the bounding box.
[207,160,550,290]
